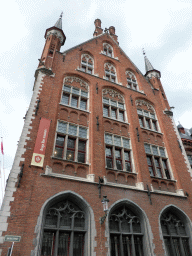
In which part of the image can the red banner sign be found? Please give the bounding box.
[31,118,51,167]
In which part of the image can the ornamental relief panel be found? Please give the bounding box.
[102,88,124,102]
[64,76,89,91]
[135,99,154,113]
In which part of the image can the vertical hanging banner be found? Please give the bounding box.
[31,118,51,167]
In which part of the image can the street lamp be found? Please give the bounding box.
[99,196,109,224]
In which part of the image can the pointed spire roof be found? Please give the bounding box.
[54,12,63,30]
[143,48,154,73]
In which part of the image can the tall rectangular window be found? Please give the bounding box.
[137,109,159,132]
[61,85,88,111]
[103,98,126,122]
[144,143,171,179]
[54,121,88,164]
[105,133,132,172]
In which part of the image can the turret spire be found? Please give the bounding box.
[142,48,161,79]
[54,12,63,30]
[143,48,154,73]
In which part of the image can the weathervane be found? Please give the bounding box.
[142,48,146,56]
[60,12,63,18]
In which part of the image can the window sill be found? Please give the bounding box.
[76,68,99,77]
[150,176,176,182]
[59,103,90,114]
[51,156,89,166]
[106,167,137,175]
[103,116,129,125]
[140,127,163,135]
[100,52,119,61]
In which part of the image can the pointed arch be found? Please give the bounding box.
[126,70,139,91]
[159,205,192,256]
[81,53,94,74]
[104,62,117,83]
[103,42,114,57]
[106,199,154,256]
[31,191,96,256]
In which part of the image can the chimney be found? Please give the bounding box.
[93,19,103,37]
[109,26,118,43]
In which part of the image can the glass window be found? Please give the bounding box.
[137,108,159,132]
[109,206,143,256]
[161,211,191,256]
[103,43,113,57]
[126,71,139,91]
[54,121,88,164]
[41,200,86,256]
[105,134,113,144]
[145,143,171,179]
[114,136,121,146]
[104,63,116,82]
[80,54,94,74]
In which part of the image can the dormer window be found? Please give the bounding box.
[126,71,139,91]
[104,63,116,83]
[103,43,113,57]
[81,54,94,74]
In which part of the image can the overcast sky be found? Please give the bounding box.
[0,0,192,202]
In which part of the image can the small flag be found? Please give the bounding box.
[1,138,4,155]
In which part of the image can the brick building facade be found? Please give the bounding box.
[0,15,192,256]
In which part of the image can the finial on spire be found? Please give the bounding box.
[142,48,146,56]
[60,12,63,19]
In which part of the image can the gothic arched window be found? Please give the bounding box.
[126,71,139,91]
[109,205,143,256]
[103,43,113,57]
[81,54,94,74]
[104,63,116,83]
[161,211,191,256]
[41,200,86,256]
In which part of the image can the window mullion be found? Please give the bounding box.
[54,230,60,256]
[152,156,157,176]
[113,146,116,170]
[122,148,125,171]
[69,217,75,256]
[75,138,79,162]
[64,135,68,159]
[109,106,112,118]
[160,158,166,179]
[120,233,124,256]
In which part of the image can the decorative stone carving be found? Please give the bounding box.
[64,76,89,90]
[135,99,154,112]
[81,54,93,62]
[125,70,136,79]
[46,29,64,44]
[103,88,124,102]
[104,62,116,72]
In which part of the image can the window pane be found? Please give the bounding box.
[81,90,88,98]
[111,100,117,107]
[63,85,71,92]
[41,232,55,256]
[106,147,112,157]
[78,152,85,163]
[160,148,166,157]
[152,146,159,155]
[105,134,112,144]
[118,103,124,109]
[114,136,121,146]
[66,150,75,161]
[67,138,75,149]
[115,149,121,158]
[124,151,130,161]
[87,69,92,74]
[56,136,65,147]
[137,109,142,115]
[125,162,131,172]
[80,99,87,110]
[144,111,149,117]
[54,147,63,158]
[139,117,144,127]
[79,127,87,138]
[119,111,124,121]
[144,144,151,154]
[78,140,86,151]
[68,125,77,136]
[150,113,155,119]
[58,233,70,256]
[123,138,130,149]
[61,93,69,105]
[146,119,151,129]
[103,98,109,104]
[81,66,86,72]
[116,160,122,170]
[58,122,67,134]
[111,109,117,119]
[72,87,80,95]
[71,96,78,107]
[152,121,157,131]
[103,106,109,117]
[73,233,85,256]
[111,76,115,83]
